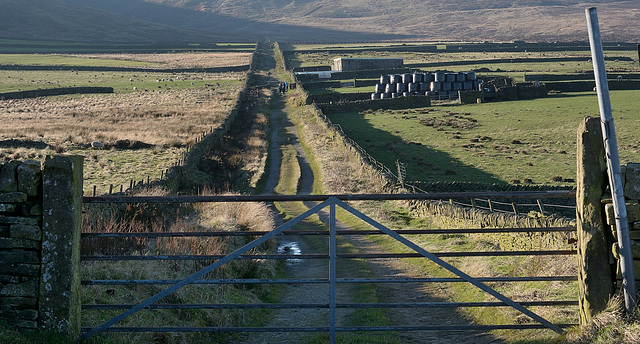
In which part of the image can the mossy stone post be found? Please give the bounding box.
[39,155,83,339]
[576,117,615,325]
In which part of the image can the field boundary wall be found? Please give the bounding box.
[318,96,432,113]
[0,156,83,339]
[0,65,250,74]
[545,80,640,92]
[0,87,114,100]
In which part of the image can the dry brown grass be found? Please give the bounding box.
[0,84,242,148]
[80,192,276,342]
[63,52,253,69]
[566,295,640,344]
[292,103,387,195]
[82,188,275,258]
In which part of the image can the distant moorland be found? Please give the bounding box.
[1,0,639,43]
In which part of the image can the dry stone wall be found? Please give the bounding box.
[0,156,82,339]
[603,162,640,291]
[0,160,43,330]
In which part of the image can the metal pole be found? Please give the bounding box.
[586,7,637,314]
[329,201,337,344]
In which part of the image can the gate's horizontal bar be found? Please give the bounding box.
[80,227,576,238]
[82,300,578,310]
[80,324,576,333]
[81,250,576,261]
[82,191,576,204]
[82,276,577,285]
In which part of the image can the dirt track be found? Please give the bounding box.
[239,46,504,344]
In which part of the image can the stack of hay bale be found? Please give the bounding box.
[371,72,483,100]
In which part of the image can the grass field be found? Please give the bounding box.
[0,40,256,54]
[0,51,250,194]
[0,52,251,93]
[325,90,640,185]
[289,42,640,186]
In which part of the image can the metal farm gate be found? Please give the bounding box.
[79,192,577,342]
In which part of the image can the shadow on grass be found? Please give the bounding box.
[325,110,505,185]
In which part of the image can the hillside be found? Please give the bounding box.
[65,0,640,42]
[1,0,639,43]
[0,0,243,43]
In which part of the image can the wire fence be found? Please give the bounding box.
[306,96,575,218]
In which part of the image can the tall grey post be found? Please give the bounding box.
[39,155,83,339]
[586,6,637,314]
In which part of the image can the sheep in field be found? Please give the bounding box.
[91,141,105,150]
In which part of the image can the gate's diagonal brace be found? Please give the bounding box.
[334,198,564,334]
[79,199,333,341]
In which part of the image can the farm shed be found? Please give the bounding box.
[332,58,404,72]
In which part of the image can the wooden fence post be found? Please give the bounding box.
[537,199,545,214]
[576,116,615,325]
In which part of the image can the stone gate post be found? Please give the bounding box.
[576,117,615,325]
[39,155,83,339]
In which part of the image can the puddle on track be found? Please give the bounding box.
[277,240,302,264]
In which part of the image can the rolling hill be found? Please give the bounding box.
[0,0,242,43]
[2,0,639,43]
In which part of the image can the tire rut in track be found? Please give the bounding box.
[239,95,344,343]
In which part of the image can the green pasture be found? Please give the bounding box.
[72,147,184,195]
[0,146,184,195]
[325,90,640,185]
[309,85,372,95]
[291,42,640,186]
[0,39,256,54]
[0,54,157,67]
[0,69,242,93]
